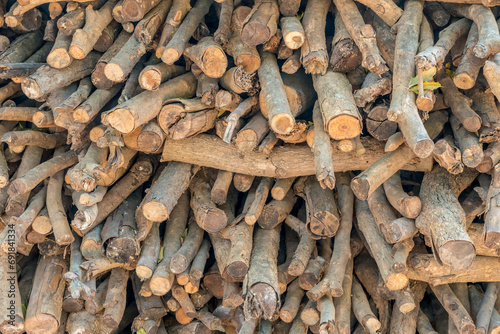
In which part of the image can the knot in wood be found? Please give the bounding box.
[360,24,375,38]
[376,5,385,14]
[408,254,429,268]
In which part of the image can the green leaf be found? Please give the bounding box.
[22,304,27,318]
[296,12,304,20]
[446,68,455,79]
[409,67,437,88]
[137,329,147,334]
[306,121,313,130]
[217,109,226,118]
[158,246,164,263]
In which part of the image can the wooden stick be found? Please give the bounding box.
[8,149,78,197]
[102,268,130,331]
[355,198,408,291]
[484,163,500,249]
[103,72,196,134]
[240,0,279,46]
[214,0,233,46]
[71,156,154,235]
[258,50,295,135]
[69,1,114,59]
[5,145,43,217]
[307,173,353,300]
[190,172,228,233]
[21,52,100,100]
[150,192,189,295]
[170,216,204,274]
[313,69,362,141]
[311,101,335,190]
[450,115,484,168]
[369,187,417,245]
[388,0,432,158]
[156,0,191,57]
[294,176,340,239]
[333,0,388,75]
[47,151,74,246]
[430,283,475,334]
[24,255,68,334]
[352,275,381,334]
[225,6,261,74]
[243,225,281,320]
[162,133,434,177]
[103,35,147,83]
[138,63,185,91]
[416,166,478,269]
[436,70,482,133]
[407,253,500,285]
[160,0,212,64]
[470,86,500,144]
[454,23,485,90]
[415,18,471,70]
[351,110,448,200]
[47,30,73,69]
[139,162,197,223]
[443,3,500,59]
[300,0,329,75]
[383,172,421,219]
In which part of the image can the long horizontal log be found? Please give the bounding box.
[161,134,433,178]
[407,253,500,285]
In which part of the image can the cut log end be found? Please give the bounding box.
[24,314,59,334]
[400,197,422,219]
[245,283,278,320]
[463,146,484,168]
[385,273,409,291]
[68,45,86,60]
[439,240,476,270]
[327,115,361,140]
[284,32,305,50]
[139,70,162,91]
[454,72,476,91]
[47,50,72,69]
[137,131,164,153]
[135,266,153,280]
[226,261,249,280]
[200,208,228,233]
[106,108,135,133]
[142,201,169,221]
[161,49,180,65]
[150,277,172,296]
[202,47,228,78]
[122,1,144,22]
[104,63,126,83]
[413,138,435,159]
[350,177,369,200]
[21,78,42,99]
[462,117,482,133]
[269,113,295,135]
[416,96,435,112]
[241,23,271,47]
[309,214,340,238]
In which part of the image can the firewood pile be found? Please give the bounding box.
[1,0,500,333]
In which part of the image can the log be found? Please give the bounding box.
[351,110,448,200]
[388,0,433,159]
[355,198,409,291]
